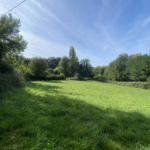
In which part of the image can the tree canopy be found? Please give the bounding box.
[29,57,48,77]
[0,14,27,59]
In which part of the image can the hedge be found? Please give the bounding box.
[46,74,65,80]
[108,81,150,90]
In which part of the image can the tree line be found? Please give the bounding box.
[93,53,150,82]
[22,46,93,78]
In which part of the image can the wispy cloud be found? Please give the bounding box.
[1,0,150,66]
[30,0,68,28]
[21,30,69,58]
[142,17,150,27]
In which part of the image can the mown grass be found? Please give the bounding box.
[0,80,150,150]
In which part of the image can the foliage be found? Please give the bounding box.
[93,66,107,77]
[107,53,128,81]
[147,77,150,83]
[59,56,69,76]
[0,59,14,74]
[99,66,107,75]
[0,69,26,91]
[93,66,101,76]
[47,57,61,69]
[0,14,27,76]
[29,57,48,77]
[23,57,31,65]
[68,46,79,76]
[1,81,150,149]
[79,59,93,77]
[46,74,65,80]
[126,54,150,81]
[108,81,150,89]
[0,14,27,59]
[106,53,150,82]
[54,67,60,75]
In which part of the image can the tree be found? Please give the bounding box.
[126,54,150,81]
[79,59,93,77]
[59,56,69,76]
[54,67,60,75]
[0,14,27,73]
[29,57,48,77]
[0,14,27,59]
[99,66,107,76]
[93,66,101,76]
[47,57,61,69]
[107,53,129,81]
[104,66,108,76]
[68,46,79,76]
[56,57,61,66]
[23,57,31,65]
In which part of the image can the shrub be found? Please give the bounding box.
[108,81,150,90]
[54,67,60,75]
[60,73,65,78]
[0,69,26,92]
[46,74,65,80]
[147,77,150,83]
[0,59,14,74]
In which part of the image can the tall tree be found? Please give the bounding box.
[68,46,79,76]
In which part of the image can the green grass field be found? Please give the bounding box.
[0,80,150,150]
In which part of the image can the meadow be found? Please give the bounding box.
[0,80,150,150]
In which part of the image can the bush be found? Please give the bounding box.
[147,77,150,83]
[54,67,60,75]
[93,75,107,82]
[60,73,65,78]
[46,74,65,80]
[0,69,26,92]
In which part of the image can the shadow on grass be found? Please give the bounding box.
[0,82,150,150]
[29,82,83,96]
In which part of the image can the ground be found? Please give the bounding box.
[0,80,150,150]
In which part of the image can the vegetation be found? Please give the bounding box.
[54,67,60,75]
[1,12,150,150]
[1,81,150,150]
[47,57,61,69]
[108,81,150,89]
[106,53,150,82]
[29,57,48,78]
[0,69,27,92]
[0,14,27,91]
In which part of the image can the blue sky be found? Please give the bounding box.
[1,0,150,67]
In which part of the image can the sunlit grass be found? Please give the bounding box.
[0,80,150,150]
